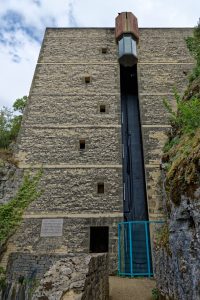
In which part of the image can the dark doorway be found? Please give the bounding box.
[90,226,109,253]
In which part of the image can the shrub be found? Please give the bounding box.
[0,96,27,149]
[163,91,200,139]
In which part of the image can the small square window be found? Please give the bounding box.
[85,76,91,83]
[79,139,85,150]
[97,182,104,194]
[102,48,107,54]
[100,105,106,113]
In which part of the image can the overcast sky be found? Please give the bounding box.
[0,0,199,109]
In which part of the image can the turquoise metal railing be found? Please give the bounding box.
[118,220,164,277]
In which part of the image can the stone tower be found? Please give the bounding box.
[1,12,193,280]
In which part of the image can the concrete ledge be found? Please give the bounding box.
[18,164,123,169]
[23,212,123,219]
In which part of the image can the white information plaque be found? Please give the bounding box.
[40,219,63,237]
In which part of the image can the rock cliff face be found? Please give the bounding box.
[154,45,200,297]
[154,122,200,300]
[154,190,200,300]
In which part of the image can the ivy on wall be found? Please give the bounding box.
[0,170,42,246]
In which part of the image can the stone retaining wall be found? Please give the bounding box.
[32,253,109,300]
[1,253,109,300]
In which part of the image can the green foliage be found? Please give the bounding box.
[0,107,13,148]
[13,96,27,114]
[163,90,200,139]
[0,267,6,290]
[155,223,171,254]
[163,136,180,153]
[186,20,200,64]
[164,131,200,205]
[186,19,200,81]
[0,170,42,245]
[188,65,200,82]
[163,98,175,116]
[0,96,27,149]
[176,97,200,133]
[152,288,160,300]
[162,22,200,205]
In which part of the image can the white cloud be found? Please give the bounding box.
[0,0,199,109]
[0,32,39,108]
[72,0,200,27]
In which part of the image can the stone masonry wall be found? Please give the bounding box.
[137,28,194,220]
[1,27,194,281]
[7,216,120,272]
[17,127,121,165]
[5,28,123,275]
[25,168,122,213]
[0,160,23,205]
[32,254,109,300]
[2,254,109,300]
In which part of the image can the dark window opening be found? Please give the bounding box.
[102,47,107,54]
[188,216,195,228]
[97,182,104,194]
[100,104,106,113]
[79,139,85,150]
[85,76,91,83]
[90,226,109,253]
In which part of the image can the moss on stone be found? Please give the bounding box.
[162,67,200,205]
[163,130,200,204]
[154,223,171,255]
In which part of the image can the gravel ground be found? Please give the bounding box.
[109,276,156,300]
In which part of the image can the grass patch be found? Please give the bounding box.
[152,287,160,300]
[155,223,171,255]
[0,170,42,245]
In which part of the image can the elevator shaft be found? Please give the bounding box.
[121,66,148,221]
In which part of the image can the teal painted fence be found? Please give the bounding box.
[118,220,164,277]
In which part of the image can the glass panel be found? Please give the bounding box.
[132,39,137,56]
[118,35,137,57]
[118,38,124,57]
[124,36,132,54]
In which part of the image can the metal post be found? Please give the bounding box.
[118,223,121,275]
[145,221,151,277]
[128,222,133,276]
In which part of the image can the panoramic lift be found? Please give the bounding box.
[116,12,153,276]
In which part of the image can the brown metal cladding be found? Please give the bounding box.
[115,12,139,41]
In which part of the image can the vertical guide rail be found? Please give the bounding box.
[145,221,151,277]
[128,222,133,275]
[118,223,121,274]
